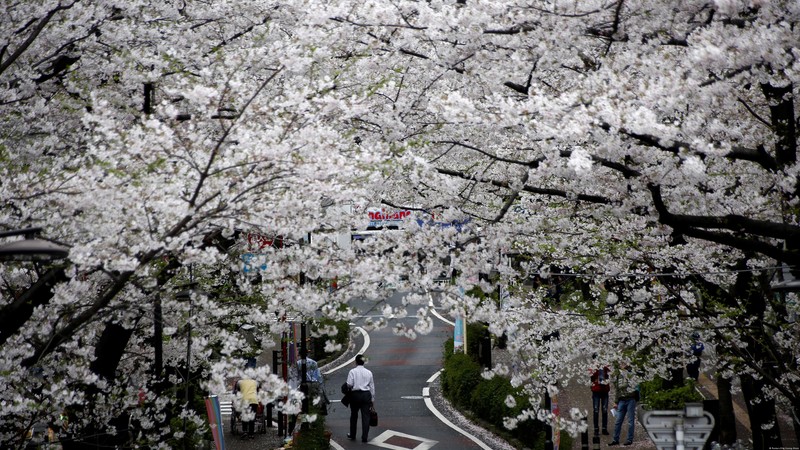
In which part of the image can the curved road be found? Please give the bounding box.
[323,289,489,450]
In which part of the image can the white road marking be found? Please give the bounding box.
[323,326,370,375]
[428,292,454,326]
[326,310,491,449]
[422,371,493,450]
[369,430,438,450]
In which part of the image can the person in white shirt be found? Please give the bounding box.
[345,354,375,442]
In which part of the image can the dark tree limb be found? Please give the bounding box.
[0,267,67,347]
[0,3,76,76]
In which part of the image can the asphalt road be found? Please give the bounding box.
[323,289,490,450]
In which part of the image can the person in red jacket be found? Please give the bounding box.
[589,353,611,436]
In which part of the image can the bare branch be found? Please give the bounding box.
[0,2,76,76]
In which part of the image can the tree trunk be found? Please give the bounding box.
[716,374,737,445]
[790,400,800,450]
[741,373,782,450]
[154,293,163,378]
[61,322,137,449]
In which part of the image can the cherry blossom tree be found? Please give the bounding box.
[318,0,799,447]
[2,0,799,449]
[0,1,389,447]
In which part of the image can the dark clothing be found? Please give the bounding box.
[245,403,258,435]
[590,367,610,432]
[349,390,373,442]
[686,360,701,380]
[592,391,609,433]
[591,367,611,393]
[687,342,704,380]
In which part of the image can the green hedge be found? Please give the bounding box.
[640,377,703,410]
[470,375,522,424]
[291,415,330,450]
[441,337,561,449]
[311,318,350,364]
[441,352,482,410]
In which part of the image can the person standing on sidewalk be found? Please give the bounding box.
[609,363,639,446]
[686,332,705,381]
[589,354,611,436]
[346,354,375,443]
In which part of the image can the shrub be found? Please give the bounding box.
[441,338,550,449]
[443,337,455,362]
[290,394,331,450]
[466,322,488,358]
[441,352,482,410]
[470,375,520,424]
[311,318,350,364]
[291,416,329,450]
[640,377,703,410]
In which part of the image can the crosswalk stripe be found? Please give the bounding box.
[220,401,233,416]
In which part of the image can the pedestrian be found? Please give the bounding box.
[297,349,323,384]
[589,353,611,436]
[345,354,375,443]
[686,332,704,381]
[289,349,329,433]
[609,363,639,446]
[234,367,260,440]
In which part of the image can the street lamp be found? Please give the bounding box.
[0,227,69,262]
[175,287,192,450]
[175,280,203,450]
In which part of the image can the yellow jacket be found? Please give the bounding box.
[237,379,258,404]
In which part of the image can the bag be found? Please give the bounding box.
[369,405,378,427]
[341,383,352,408]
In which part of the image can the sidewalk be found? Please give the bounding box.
[565,369,797,450]
[560,370,740,450]
[221,342,289,450]
[695,372,798,449]
[694,373,752,442]
[557,375,655,450]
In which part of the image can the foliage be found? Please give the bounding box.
[1,0,799,446]
[470,376,527,427]
[441,350,482,410]
[442,338,549,448]
[291,414,330,450]
[311,318,350,365]
[640,378,704,411]
[465,322,490,360]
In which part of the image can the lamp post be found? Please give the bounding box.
[299,322,310,431]
[544,390,554,450]
[0,227,69,262]
[175,269,201,450]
